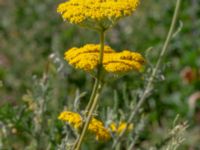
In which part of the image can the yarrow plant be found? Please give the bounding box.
[57,0,182,149]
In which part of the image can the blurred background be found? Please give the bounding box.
[0,0,200,149]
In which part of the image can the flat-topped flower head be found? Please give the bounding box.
[57,0,140,30]
[64,44,145,73]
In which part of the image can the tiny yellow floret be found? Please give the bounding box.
[57,0,140,29]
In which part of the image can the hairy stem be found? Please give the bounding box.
[112,0,181,149]
[72,31,105,150]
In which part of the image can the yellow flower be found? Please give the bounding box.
[58,111,83,129]
[57,0,140,29]
[88,118,111,141]
[64,44,145,73]
[109,122,134,135]
[58,111,111,141]
[104,50,145,73]
[64,44,115,71]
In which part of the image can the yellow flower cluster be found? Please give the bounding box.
[104,50,145,73]
[65,44,115,71]
[57,0,139,29]
[58,111,134,140]
[88,118,111,141]
[64,44,145,73]
[58,111,111,141]
[109,122,134,135]
[58,111,83,129]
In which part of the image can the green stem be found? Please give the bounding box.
[72,31,105,150]
[85,30,106,113]
[84,79,98,113]
[112,0,181,149]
